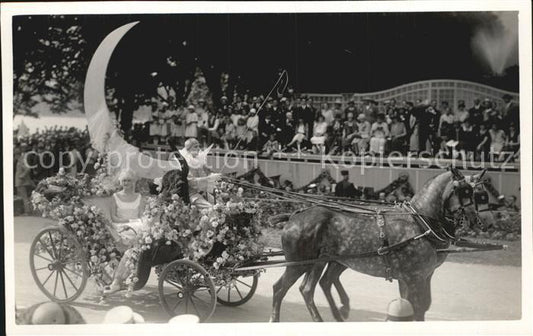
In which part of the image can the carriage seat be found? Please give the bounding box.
[82,196,114,222]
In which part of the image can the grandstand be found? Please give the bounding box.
[307,79,519,109]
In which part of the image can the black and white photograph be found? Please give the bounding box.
[2,1,532,335]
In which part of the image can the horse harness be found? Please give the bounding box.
[232,174,503,276]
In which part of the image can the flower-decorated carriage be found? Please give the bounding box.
[29,161,266,322]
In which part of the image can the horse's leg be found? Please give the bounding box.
[319,262,349,321]
[398,279,409,299]
[333,266,350,320]
[418,272,434,321]
[270,265,308,322]
[403,276,430,321]
[299,262,327,322]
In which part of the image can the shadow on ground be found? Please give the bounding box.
[72,284,386,323]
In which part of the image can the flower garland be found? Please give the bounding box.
[31,163,123,288]
[123,180,265,292]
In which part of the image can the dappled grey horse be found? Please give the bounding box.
[270,168,495,322]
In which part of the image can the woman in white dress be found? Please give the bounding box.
[310,115,328,154]
[104,169,146,295]
[184,105,199,139]
[285,118,307,153]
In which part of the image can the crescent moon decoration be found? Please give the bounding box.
[83,22,181,179]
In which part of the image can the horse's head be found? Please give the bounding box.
[444,167,496,232]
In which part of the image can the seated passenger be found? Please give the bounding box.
[104,169,146,295]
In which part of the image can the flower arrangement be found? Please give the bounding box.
[31,161,123,287]
[123,180,265,291]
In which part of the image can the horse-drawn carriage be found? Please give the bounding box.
[29,167,506,322]
[29,174,262,322]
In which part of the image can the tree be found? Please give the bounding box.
[13,15,88,116]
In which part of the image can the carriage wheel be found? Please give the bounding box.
[29,227,88,303]
[216,273,259,307]
[158,259,216,322]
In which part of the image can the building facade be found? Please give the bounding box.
[306,79,519,110]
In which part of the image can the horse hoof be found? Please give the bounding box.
[340,306,350,320]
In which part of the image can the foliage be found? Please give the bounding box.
[13,16,88,116]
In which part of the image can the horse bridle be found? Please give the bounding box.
[444,178,489,235]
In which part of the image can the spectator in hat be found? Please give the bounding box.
[504,122,520,155]
[482,99,501,125]
[386,298,414,321]
[468,99,484,127]
[259,113,279,148]
[310,114,328,154]
[333,98,343,120]
[342,111,358,152]
[206,111,222,148]
[354,113,371,155]
[281,111,296,145]
[455,100,469,124]
[245,108,260,150]
[320,102,334,125]
[475,122,491,161]
[17,302,86,324]
[185,105,199,139]
[197,99,210,147]
[103,306,144,324]
[389,114,407,153]
[335,170,359,198]
[262,133,281,157]
[369,113,389,154]
[15,142,35,214]
[285,117,307,153]
[502,94,519,128]
[220,114,236,149]
[455,118,476,160]
[344,100,358,120]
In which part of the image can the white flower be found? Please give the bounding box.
[211,221,219,228]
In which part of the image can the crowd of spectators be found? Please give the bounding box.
[13,126,98,214]
[131,91,520,161]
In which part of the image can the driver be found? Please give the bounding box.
[179,138,221,209]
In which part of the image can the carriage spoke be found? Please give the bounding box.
[165,279,183,291]
[59,270,69,299]
[188,297,200,316]
[48,232,59,259]
[61,269,79,292]
[171,298,184,312]
[234,284,244,300]
[53,271,59,296]
[216,286,224,295]
[42,270,56,287]
[63,266,83,278]
[227,284,231,302]
[191,293,211,307]
[39,239,56,260]
[57,233,63,261]
[34,266,51,271]
[236,279,252,288]
[34,253,53,263]
[184,295,189,313]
